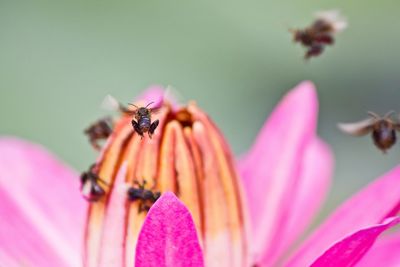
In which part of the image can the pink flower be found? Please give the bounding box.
[1,81,399,267]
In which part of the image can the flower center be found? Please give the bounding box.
[83,101,249,267]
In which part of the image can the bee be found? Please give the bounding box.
[291,10,347,59]
[101,95,160,139]
[84,117,113,150]
[80,164,107,202]
[338,111,400,153]
[127,102,160,139]
[127,180,161,213]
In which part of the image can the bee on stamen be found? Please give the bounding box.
[290,10,347,59]
[338,111,400,153]
[84,117,113,150]
[127,180,161,213]
[80,164,108,202]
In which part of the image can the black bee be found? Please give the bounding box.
[338,111,400,153]
[84,117,113,150]
[80,164,107,202]
[127,180,161,213]
[127,102,160,139]
[101,95,159,139]
[291,10,347,59]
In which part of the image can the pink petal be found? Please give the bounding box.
[136,85,178,108]
[357,231,400,267]
[277,138,333,259]
[238,81,327,264]
[0,186,73,267]
[135,192,204,267]
[286,165,400,267]
[0,137,85,266]
[310,216,400,267]
[136,85,166,108]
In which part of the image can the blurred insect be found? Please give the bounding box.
[80,164,108,202]
[290,10,347,59]
[338,111,400,153]
[84,117,113,150]
[102,95,160,139]
[127,180,161,213]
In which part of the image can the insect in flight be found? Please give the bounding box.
[84,117,113,150]
[102,95,160,139]
[338,111,400,153]
[290,10,347,59]
[127,180,161,213]
[80,164,108,202]
[127,102,160,139]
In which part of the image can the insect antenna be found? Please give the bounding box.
[128,103,139,109]
[367,111,381,119]
[96,177,109,186]
[383,110,395,119]
[145,101,155,108]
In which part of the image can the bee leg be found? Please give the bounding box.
[138,202,144,214]
[154,192,161,201]
[305,44,324,59]
[138,202,151,213]
[132,120,144,138]
[149,120,160,138]
[136,179,146,190]
[90,138,101,151]
[144,205,151,212]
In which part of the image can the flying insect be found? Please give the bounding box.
[338,111,400,153]
[127,102,160,139]
[291,10,347,59]
[84,117,113,150]
[127,180,161,213]
[80,164,108,202]
[102,95,160,139]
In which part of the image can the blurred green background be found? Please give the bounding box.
[1,0,399,214]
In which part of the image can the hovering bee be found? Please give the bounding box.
[127,102,160,139]
[127,180,161,213]
[102,95,160,139]
[84,117,113,150]
[338,111,400,153]
[291,10,347,59]
[80,164,107,202]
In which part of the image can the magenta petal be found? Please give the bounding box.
[357,231,400,267]
[135,192,204,267]
[0,137,85,266]
[136,85,178,109]
[274,138,333,260]
[136,85,166,108]
[238,81,324,263]
[310,216,400,267]
[0,186,74,267]
[286,165,400,267]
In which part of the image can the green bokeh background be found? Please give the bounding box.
[1,1,399,214]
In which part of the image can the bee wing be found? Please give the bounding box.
[102,94,136,115]
[395,114,400,131]
[149,107,162,115]
[315,10,347,32]
[164,85,183,105]
[102,94,121,111]
[337,117,375,136]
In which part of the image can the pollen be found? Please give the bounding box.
[83,99,249,267]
